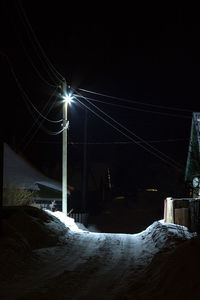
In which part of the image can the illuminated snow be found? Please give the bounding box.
[0,209,196,299]
[45,210,85,232]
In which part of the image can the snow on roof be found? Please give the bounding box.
[3,143,62,192]
[35,181,62,192]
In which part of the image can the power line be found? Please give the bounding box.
[33,138,188,145]
[19,94,65,144]
[75,95,191,119]
[75,92,184,170]
[9,3,58,88]
[76,97,183,171]
[14,1,59,85]
[2,53,66,152]
[78,88,192,113]
[3,54,66,148]
[75,96,183,172]
[16,32,58,88]
[15,1,64,84]
[21,87,60,151]
[19,98,65,147]
[23,88,58,140]
[70,138,189,145]
[17,0,64,81]
[5,55,63,124]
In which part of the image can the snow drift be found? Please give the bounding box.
[0,206,198,299]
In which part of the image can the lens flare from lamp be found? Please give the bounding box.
[63,94,73,104]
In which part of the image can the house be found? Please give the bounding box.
[185,112,200,197]
[164,113,200,232]
[3,143,66,210]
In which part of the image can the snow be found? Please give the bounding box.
[0,207,198,299]
[45,210,85,233]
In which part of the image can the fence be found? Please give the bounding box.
[68,212,89,226]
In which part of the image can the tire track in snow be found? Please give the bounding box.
[1,231,146,299]
[72,233,143,300]
[0,232,107,299]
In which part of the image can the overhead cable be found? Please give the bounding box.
[79,88,192,113]
[75,95,191,119]
[21,87,60,151]
[31,138,188,145]
[85,96,181,167]
[75,96,183,172]
[76,92,184,169]
[68,138,188,145]
[16,1,64,84]
[6,56,63,123]
[17,33,58,88]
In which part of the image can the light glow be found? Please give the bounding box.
[145,188,158,192]
[63,93,73,104]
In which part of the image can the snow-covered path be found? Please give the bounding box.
[0,210,195,300]
[65,232,142,300]
[2,231,145,299]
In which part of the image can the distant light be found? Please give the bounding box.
[114,196,125,200]
[63,93,73,104]
[145,189,158,192]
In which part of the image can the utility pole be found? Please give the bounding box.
[0,139,3,236]
[82,107,88,211]
[62,79,68,214]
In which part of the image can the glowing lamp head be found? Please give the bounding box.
[63,93,73,104]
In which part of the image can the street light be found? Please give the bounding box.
[62,81,73,215]
[63,93,73,105]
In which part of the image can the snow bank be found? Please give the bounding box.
[1,207,198,299]
[119,236,200,300]
[0,207,74,281]
[45,210,86,233]
[1,207,69,250]
[116,221,197,300]
[133,220,196,265]
[139,220,196,249]
[43,212,196,273]
[45,211,100,233]
[2,208,195,256]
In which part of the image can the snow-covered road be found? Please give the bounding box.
[0,210,195,300]
[2,232,144,299]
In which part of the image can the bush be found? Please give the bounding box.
[30,202,41,209]
[3,183,36,206]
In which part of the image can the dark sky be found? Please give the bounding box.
[1,2,200,192]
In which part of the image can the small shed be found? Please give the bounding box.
[163,113,200,232]
[164,197,200,232]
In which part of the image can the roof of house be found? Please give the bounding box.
[185,112,200,182]
[3,143,62,192]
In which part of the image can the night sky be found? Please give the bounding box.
[1,2,200,197]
